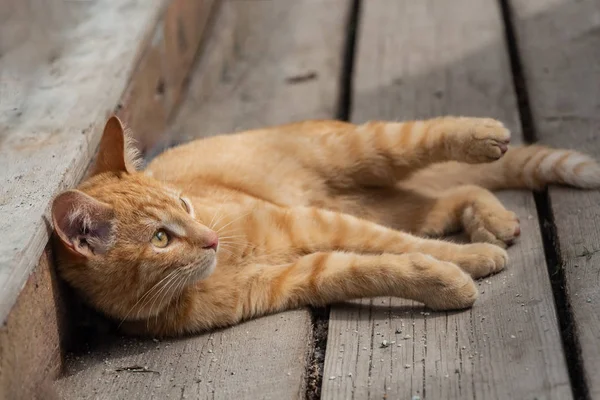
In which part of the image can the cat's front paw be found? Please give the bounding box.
[421,261,478,311]
[407,254,478,310]
[462,204,521,248]
[453,243,508,279]
[454,118,511,163]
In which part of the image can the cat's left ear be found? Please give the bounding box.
[52,190,116,258]
[91,115,140,176]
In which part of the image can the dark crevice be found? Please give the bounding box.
[306,1,361,398]
[534,191,589,400]
[498,0,536,143]
[306,307,330,400]
[499,1,590,399]
[336,0,361,121]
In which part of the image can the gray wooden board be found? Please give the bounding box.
[168,0,351,143]
[58,314,311,400]
[0,0,166,324]
[508,0,600,397]
[57,1,352,399]
[321,1,572,399]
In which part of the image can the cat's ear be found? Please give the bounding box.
[91,115,140,176]
[52,190,116,258]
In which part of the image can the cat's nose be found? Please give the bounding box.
[203,233,219,251]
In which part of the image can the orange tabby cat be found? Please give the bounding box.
[51,116,600,336]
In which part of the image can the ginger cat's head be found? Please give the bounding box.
[51,116,218,321]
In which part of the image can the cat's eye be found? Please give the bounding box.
[151,230,169,248]
[180,197,192,214]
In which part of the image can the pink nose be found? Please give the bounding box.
[203,234,219,251]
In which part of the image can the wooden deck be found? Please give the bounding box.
[54,0,599,399]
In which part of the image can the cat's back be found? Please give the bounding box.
[148,119,351,171]
[145,121,347,204]
[146,127,303,182]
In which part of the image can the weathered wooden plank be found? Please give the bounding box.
[0,247,66,400]
[57,1,352,399]
[508,0,600,397]
[322,1,572,399]
[58,314,311,400]
[169,0,350,141]
[0,0,167,325]
[119,0,216,154]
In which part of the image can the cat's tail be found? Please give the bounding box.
[410,145,600,191]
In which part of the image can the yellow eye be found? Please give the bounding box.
[151,230,169,248]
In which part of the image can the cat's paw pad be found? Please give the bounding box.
[462,205,521,248]
[461,118,511,163]
[454,243,508,279]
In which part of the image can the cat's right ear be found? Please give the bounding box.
[91,115,135,176]
[52,190,116,258]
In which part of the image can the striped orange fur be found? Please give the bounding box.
[51,116,600,336]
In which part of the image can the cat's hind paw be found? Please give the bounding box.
[462,204,521,248]
[451,243,509,279]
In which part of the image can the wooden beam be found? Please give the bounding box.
[508,0,600,397]
[0,247,66,399]
[321,1,572,398]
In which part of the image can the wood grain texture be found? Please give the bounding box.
[508,0,600,397]
[0,246,66,400]
[169,0,351,142]
[0,0,167,324]
[321,1,572,399]
[58,1,352,398]
[118,0,216,154]
[58,314,311,400]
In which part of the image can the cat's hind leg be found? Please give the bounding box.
[415,185,521,248]
[261,206,507,279]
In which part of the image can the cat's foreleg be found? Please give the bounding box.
[312,117,511,187]
[241,251,478,317]
[126,251,478,336]
[121,251,476,336]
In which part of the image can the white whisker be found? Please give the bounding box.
[218,235,247,240]
[119,269,179,326]
[217,247,236,257]
[154,273,186,325]
[208,193,234,230]
[218,240,249,247]
[142,272,181,329]
[216,211,253,235]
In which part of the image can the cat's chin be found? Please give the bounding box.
[188,257,217,283]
